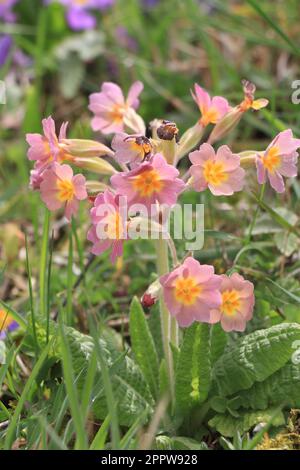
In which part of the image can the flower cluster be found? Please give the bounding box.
[160,257,254,332]
[26,79,300,332]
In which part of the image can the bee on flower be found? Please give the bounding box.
[112,133,153,167]
[110,153,185,210]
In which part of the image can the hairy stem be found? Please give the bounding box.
[155,237,176,400]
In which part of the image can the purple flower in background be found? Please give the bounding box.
[48,0,114,30]
[0,0,18,22]
[0,35,13,66]
[0,309,19,340]
[0,1,18,68]
[115,26,138,52]
[143,0,160,8]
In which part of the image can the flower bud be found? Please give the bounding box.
[208,80,268,145]
[85,181,111,194]
[176,122,204,161]
[207,108,243,145]
[239,150,260,167]
[72,156,117,175]
[141,279,161,308]
[60,139,114,158]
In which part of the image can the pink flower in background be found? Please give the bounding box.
[40,163,87,220]
[189,143,245,196]
[89,81,143,134]
[192,84,230,127]
[160,257,222,328]
[29,166,45,190]
[0,0,17,22]
[112,132,153,167]
[256,129,300,193]
[87,189,126,262]
[26,117,70,170]
[111,153,185,209]
[209,273,254,332]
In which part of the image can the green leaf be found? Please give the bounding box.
[213,323,300,396]
[63,327,154,427]
[4,339,54,449]
[236,362,300,410]
[129,297,159,398]
[209,408,285,438]
[210,323,228,364]
[171,436,208,450]
[251,194,300,235]
[274,232,299,257]
[89,415,110,450]
[58,54,84,100]
[175,323,211,413]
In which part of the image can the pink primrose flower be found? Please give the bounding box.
[192,83,230,127]
[110,153,185,210]
[89,81,143,134]
[160,257,222,328]
[189,143,245,196]
[209,273,255,332]
[40,163,87,221]
[87,189,126,263]
[256,129,300,193]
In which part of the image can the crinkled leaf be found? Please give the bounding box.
[212,323,300,396]
[209,408,285,437]
[175,323,211,413]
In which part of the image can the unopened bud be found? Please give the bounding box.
[85,181,111,193]
[207,107,243,145]
[141,279,161,308]
[60,139,114,158]
[176,122,204,161]
[72,156,117,175]
[208,80,268,145]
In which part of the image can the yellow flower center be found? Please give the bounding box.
[104,212,124,240]
[74,0,89,5]
[262,146,281,173]
[200,107,220,126]
[174,277,201,306]
[0,310,14,331]
[109,104,127,123]
[132,169,163,197]
[221,289,240,316]
[203,160,228,186]
[57,179,75,202]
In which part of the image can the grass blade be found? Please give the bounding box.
[58,317,88,450]
[4,339,53,449]
[39,208,50,317]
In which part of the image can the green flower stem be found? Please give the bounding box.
[246,183,266,244]
[40,208,50,317]
[155,236,176,400]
